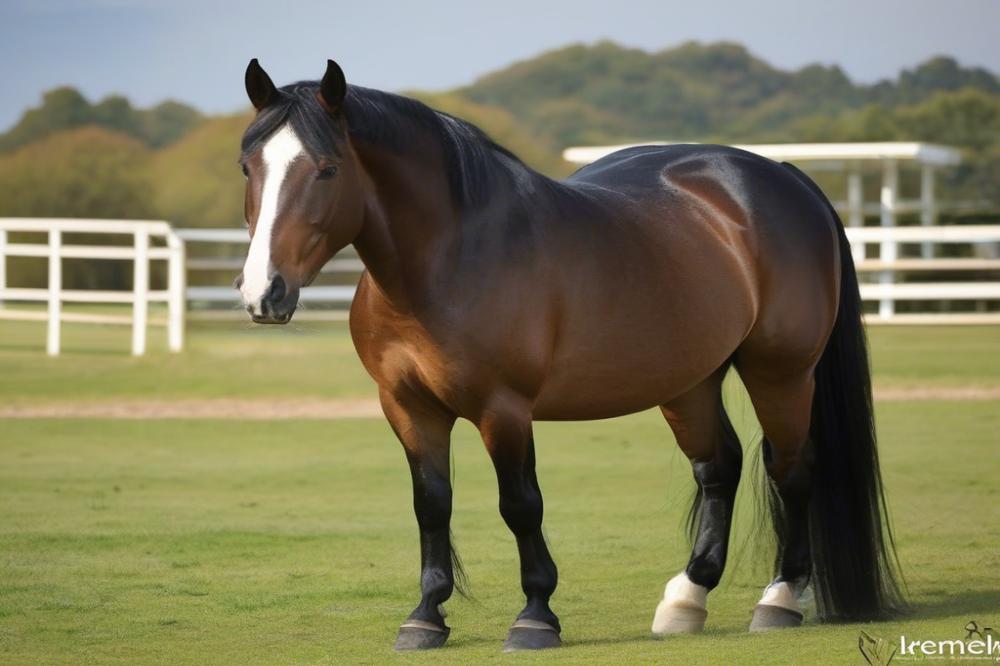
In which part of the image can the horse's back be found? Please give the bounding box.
[568,143,769,187]
[565,143,840,315]
[569,144,826,217]
[530,144,841,417]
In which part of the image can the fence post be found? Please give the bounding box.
[166,231,186,352]
[879,160,898,319]
[0,229,6,309]
[847,167,865,264]
[920,164,936,259]
[132,230,149,356]
[47,229,61,356]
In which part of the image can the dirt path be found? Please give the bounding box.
[1,386,998,420]
[0,398,384,420]
[873,386,1000,401]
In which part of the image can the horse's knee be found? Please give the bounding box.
[498,481,543,534]
[410,466,453,531]
[414,490,451,532]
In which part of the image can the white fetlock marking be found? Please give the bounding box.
[757,578,813,619]
[651,572,709,635]
[759,580,800,612]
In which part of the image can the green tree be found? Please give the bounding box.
[0,88,91,151]
[0,87,201,152]
[150,113,251,228]
[140,101,203,148]
[0,126,154,218]
[0,126,156,289]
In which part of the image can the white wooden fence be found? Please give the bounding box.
[1,219,998,356]
[177,225,1000,325]
[175,228,357,307]
[851,225,1000,324]
[0,218,185,355]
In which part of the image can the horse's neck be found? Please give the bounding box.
[350,138,462,311]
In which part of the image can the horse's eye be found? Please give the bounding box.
[241,163,249,179]
[317,165,338,180]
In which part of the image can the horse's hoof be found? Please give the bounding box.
[502,619,561,652]
[394,620,450,650]
[651,573,709,635]
[748,604,803,632]
[651,602,708,635]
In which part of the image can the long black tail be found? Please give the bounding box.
[791,166,907,620]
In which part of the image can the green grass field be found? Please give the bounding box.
[1,318,998,664]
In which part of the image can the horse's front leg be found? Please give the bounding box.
[478,395,561,652]
[380,387,457,651]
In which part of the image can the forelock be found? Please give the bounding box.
[241,82,343,162]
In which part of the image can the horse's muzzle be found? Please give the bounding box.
[243,273,299,324]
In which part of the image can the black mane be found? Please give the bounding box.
[240,82,525,207]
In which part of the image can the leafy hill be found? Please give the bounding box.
[0,126,154,219]
[457,40,1000,147]
[0,39,997,240]
[152,113,253,229]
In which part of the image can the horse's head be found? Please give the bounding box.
[236,59,365,324]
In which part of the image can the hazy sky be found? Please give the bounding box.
[1,0,998,131]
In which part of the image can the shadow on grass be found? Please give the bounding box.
[907,589,1000,621]
[448,632,653,650]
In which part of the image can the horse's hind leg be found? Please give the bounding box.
[379,387,458,650]
[652,369,742,634]
[735,352,818,632]
[478,392,561,652]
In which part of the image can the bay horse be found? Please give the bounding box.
[236,59,905,651]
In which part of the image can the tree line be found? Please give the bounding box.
[1,40,997,232]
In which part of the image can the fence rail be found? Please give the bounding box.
[842,224,1000,322]
[0,218,185,355]
[1,219,999,356]
[177,224,1000,323]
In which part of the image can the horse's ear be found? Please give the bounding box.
[245,58,276,111]
[318,59,347,117]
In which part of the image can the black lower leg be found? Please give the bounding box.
[763,439,814,584]
[685,409,743,590]
[405,455,454,628]
[496,441,560,632]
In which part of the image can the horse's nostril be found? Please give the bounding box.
[267,275,286,303]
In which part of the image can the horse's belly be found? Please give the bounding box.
[532,306,749,420]
[532,379,676,420]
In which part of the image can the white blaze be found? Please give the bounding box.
[241,124,304,314]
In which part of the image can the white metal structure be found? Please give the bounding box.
[564,142,965,317]
[0,218,185,355]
